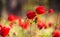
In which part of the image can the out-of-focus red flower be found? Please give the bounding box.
[52,30,60,37]
[43,23,48,29]
[0,27,2,35]
[1,27,10,37]
[26,10,36,19]
[19,20,29,30]
[19,22,28,29]
[22,18,30,29]
[49,9,54,14]
[22,23,28,29]
[0,24,3,35]
[8,14,16,22]
[48,22,53,27]
[36,6,46,14]
[17,17,28,29]
[17,17,24,27]
[37,22,44,29]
